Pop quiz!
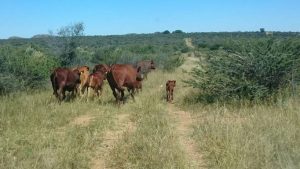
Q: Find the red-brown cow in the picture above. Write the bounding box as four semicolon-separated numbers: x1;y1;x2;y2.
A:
166;80;176;102
50;68;81;101
107;64;143;103
85;71;106;97
135;60;155;79
78;64;110;95
92;64;110;74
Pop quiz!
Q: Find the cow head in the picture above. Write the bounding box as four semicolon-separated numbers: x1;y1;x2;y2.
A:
166;80;176;89
78;66;89;74
136;66;144;81
93;64;109;74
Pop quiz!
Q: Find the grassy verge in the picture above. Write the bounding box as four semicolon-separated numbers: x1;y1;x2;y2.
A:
0;89;119;169
179;98;300;169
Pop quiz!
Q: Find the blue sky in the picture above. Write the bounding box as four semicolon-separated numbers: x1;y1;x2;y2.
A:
0;0;299;39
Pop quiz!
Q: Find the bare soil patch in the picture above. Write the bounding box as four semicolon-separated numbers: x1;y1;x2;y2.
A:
91;113;136;169
70;114;95;126
168;105;206;169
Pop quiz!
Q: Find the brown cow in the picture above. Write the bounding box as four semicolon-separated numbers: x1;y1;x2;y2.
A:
107;64;143;103
72;66;90;95
92;64;110;74
166;80;176;102
135;60;155;79
85;71;106;97
50;68;81;101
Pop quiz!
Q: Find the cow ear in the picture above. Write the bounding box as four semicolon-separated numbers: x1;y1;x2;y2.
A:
137;66;141;73
86;66;89;71
174;80;176;84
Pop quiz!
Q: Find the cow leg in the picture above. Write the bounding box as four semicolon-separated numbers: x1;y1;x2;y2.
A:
51;77;59;99
58;87;64;101
62;90;66;101
95;87;100;97
111;88;119;102
129;87;135;101
120;90;125;104
166;91;169;102
99;86;103;96
80;84;85;96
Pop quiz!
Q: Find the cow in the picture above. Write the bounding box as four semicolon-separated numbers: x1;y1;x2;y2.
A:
50;68;81;101
77;64;110;96
166;80;176;102
135;60;155;79
107;64;143;104
92;64;110;74
85;71;106;97
72;66;90;95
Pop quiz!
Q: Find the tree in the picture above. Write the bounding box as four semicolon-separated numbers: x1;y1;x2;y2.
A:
162;30;170;34
57;22;85;66
260;28;265;33
172;30;184;34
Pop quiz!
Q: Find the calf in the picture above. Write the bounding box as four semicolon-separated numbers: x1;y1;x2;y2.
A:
166;80;176;102
72;66;90;95
107;64;143;104
86;71;106;97
50;68;81;101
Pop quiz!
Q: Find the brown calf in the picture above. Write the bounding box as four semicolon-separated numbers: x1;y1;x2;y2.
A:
86;71;106;97
72;66;90;95
166;80;176;102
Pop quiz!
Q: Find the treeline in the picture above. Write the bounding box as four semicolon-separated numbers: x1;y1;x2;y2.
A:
0;31;189;94
1;29;299;97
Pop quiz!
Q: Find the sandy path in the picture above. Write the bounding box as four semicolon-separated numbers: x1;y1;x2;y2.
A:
91;113;136;169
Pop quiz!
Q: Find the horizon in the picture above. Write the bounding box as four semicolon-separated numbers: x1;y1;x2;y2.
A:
2;30;300;40
1;0;300;39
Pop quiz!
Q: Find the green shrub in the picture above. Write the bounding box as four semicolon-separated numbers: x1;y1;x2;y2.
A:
0;45;59;93
186;39;300;102
160;55;185;71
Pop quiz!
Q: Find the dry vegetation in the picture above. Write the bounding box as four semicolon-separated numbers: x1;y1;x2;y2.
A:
1;35;299;169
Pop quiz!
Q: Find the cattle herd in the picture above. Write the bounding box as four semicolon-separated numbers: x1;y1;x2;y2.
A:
50;60;176;104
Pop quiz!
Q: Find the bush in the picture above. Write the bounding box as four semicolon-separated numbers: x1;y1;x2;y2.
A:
0;45;59;94
160;55;185;71
186;39;300;102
